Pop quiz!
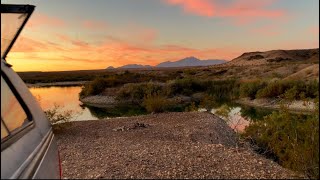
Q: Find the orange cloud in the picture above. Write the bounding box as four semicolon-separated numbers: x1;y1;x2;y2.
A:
8;32;243;72
81;20;108;30
11;36;67;52
26;12;65;28
166;0;214;17
55;34;90;49
164;0;286;24
140;28;158;42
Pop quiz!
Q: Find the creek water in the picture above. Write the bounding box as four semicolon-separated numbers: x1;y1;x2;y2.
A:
29;86;279;132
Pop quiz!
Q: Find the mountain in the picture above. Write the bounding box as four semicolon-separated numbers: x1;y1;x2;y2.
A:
156;57;226;67
226;48;319;66
118;64;152;69
106;66;115;70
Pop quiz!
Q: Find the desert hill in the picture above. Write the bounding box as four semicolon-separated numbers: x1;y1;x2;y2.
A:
226;48;319;66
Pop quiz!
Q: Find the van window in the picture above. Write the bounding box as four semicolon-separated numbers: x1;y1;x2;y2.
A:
1;76;29;134
1;120;9;139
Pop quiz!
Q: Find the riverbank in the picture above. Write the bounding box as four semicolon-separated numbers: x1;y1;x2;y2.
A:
55;112;303;179
79;94;316;114
237;98;316;113
26;81;88;88
79;95;118;108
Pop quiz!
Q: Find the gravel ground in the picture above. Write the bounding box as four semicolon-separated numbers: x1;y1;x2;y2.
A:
55;112;303;179
80;96;117;107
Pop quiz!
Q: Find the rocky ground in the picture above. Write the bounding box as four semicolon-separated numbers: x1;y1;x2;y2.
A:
80;95;117;108
55;112;304;179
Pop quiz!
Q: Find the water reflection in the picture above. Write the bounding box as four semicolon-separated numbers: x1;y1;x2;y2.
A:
29;86;98;121
209;105;273;133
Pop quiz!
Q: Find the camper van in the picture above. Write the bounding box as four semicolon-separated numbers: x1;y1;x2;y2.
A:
1;4;61;179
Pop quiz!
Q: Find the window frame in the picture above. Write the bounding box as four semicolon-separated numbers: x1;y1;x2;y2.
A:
1;71;35;150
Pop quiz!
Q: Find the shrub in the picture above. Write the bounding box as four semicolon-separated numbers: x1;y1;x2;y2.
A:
116;82;163;104
239;80;266;99
242;102;319;178
207;79;239;102
44;104;73;132
256;80;319;100
167;78;208;96
142;92;170;113
185;102;198;112
80;78;109;97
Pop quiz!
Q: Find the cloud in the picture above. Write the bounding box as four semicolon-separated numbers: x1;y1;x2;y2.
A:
26;12;66;28
166;0;214;17
81;20;108;30
164;0;286;24
11;36;67;52
55;34;90;48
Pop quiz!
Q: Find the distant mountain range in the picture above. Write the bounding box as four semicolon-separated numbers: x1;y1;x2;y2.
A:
156;56;226;68
106;56;227;69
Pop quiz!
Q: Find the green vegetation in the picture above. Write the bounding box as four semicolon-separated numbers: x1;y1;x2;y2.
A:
239;80;266;99
238;79;319;101
242;100;319;178
143;92;171;113
255;80;318;100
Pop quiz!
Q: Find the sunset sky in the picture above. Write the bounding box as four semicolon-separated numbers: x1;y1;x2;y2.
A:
2;0;319;72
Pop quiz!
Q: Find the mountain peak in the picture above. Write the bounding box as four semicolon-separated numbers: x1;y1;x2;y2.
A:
156;57;226;67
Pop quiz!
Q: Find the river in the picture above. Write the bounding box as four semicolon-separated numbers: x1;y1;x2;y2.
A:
29;86;278;132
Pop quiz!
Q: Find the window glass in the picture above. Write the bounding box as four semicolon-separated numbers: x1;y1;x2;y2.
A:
1;76;29;132
1;120;9;139
1;12;28;58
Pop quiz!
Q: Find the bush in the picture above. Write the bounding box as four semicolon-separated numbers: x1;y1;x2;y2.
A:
143;92;171;113
242;102;319;178
44;104;73;132
116;82;163;104
80;78;109;97
207;79;239;102
256;80;319;100
167;78;209;96
185;102;198;112
239;80;266;99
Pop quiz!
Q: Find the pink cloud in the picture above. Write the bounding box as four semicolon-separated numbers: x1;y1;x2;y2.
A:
164;0;286;24
166;0;214;17
140;28;158;42
55;34;90;48
27;13;65;28
11;36;66;52
81;20;108;30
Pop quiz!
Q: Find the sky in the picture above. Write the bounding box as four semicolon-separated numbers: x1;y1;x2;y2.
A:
2;0;319;72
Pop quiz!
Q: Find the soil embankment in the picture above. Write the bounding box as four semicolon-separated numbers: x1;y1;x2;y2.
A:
26;81;88;88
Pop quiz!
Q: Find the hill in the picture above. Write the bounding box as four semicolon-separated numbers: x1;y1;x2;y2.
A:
118;64;152;69
226;48;319;66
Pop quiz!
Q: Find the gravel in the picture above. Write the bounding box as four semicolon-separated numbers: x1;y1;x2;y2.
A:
80;96;117;107
55;112;304;179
